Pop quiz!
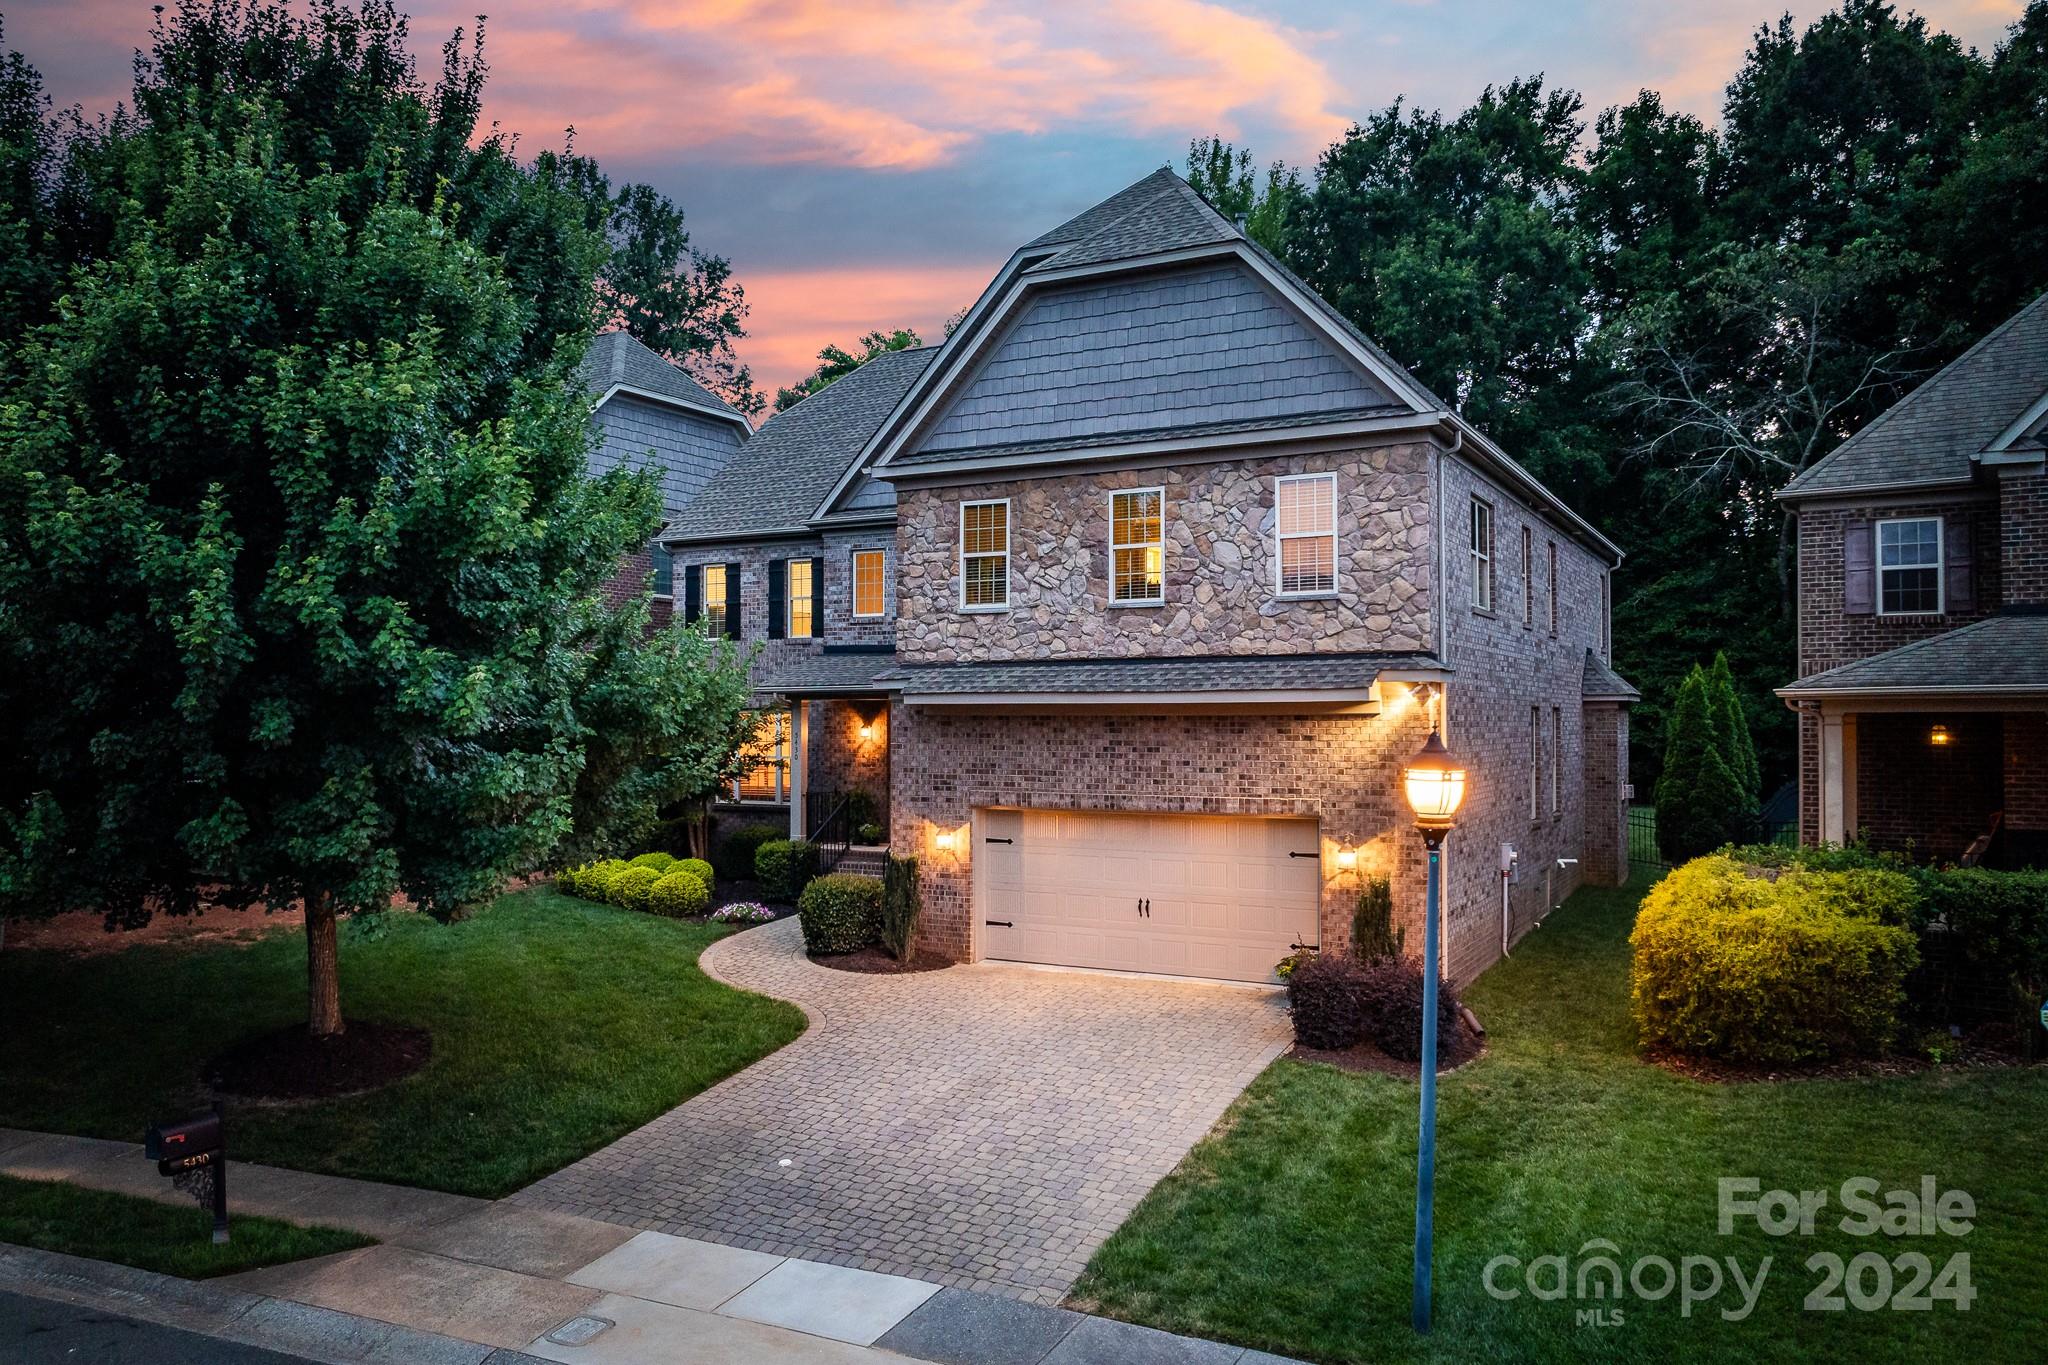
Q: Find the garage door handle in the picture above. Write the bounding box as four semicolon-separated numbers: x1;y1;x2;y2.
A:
984;837;1014;844
1289;851;1317;859
985;919;1013;928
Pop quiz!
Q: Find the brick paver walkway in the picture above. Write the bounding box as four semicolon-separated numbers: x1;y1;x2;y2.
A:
512;918;1292;1303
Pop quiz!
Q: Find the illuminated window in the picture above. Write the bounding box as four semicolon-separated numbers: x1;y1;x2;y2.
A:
852;549;886;618
787;559;815;638
1275;473;1337;596
1878;518;1942;615
961;500;1009;609
701;563;728;638
1470;497;1494;613
1111;488;1165;604
733;709;791;803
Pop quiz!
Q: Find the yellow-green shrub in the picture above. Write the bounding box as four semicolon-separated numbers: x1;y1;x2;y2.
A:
676;857;715;896
610;865;662;911
578;859;630;902
649;869;711;917
1630;855;1919;1063
629;852;676;873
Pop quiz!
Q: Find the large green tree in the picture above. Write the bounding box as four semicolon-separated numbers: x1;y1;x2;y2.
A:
0;0;748;1037
773;327;922;412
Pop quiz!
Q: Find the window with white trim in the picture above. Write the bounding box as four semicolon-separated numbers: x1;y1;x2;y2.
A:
1470;497;1494;613
961;500;1009;609
852;549;886;619
1877;517;1942;615
701;562;728;638
1110;488;1165;604
732;708;790;803
1275;473;1337;596
787;558;815;638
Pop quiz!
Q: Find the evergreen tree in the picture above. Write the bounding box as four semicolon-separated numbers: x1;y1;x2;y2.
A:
1708;651;1761;804
0;1;750;1038
1654;667;1749;861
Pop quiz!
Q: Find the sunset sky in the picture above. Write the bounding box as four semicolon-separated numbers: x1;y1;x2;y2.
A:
12;1;2029;399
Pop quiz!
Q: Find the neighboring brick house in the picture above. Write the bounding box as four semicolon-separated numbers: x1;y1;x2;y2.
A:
579;330;752;627
1778;291;2048;868
667;168;1633;984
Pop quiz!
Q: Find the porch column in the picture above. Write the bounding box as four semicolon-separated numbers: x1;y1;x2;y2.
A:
789;702;810;839
1819;709;1858;844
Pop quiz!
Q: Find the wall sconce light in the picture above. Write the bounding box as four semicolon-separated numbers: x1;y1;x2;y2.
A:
1335;846;1358;871
1929;724;1951;747
858;720;876;742
934;828;956;853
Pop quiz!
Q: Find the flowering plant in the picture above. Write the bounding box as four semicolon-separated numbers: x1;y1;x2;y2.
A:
711;901;777;925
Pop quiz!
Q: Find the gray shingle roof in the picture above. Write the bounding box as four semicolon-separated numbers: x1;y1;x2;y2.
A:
1582;649;1640;701
1780;291;2048;500
1776;613;2048;695
755;649;899;697
1022;166;1184;250
1027;172;1239;272
877;650;1445;698
666;347;939;541
580;330;745;424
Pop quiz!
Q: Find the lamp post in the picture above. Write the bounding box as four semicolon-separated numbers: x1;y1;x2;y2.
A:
1402;727;1465;1334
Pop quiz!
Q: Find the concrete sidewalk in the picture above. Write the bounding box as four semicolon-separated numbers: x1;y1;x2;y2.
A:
0;1128;1298;1364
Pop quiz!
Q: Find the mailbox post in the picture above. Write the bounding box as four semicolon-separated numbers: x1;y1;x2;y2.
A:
145;1101;228;1243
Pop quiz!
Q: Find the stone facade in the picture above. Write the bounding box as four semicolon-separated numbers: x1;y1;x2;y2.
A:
892;443;1435;664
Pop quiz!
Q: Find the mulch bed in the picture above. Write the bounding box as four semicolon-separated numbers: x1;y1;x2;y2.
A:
1290;1024;1486;1079
1644;1033;2036;1085
708;881;795;919
204;1021;433;1101
808;945;953;974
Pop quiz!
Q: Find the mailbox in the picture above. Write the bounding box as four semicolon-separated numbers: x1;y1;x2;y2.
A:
144;1101;229;1243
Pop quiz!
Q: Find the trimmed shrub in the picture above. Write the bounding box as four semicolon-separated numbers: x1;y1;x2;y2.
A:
1630;855;1920;1063
1910;867;2048;1053
649;869;711;918
799;873;883;954
612;865;662;912
717;821;784;881
755;839;817;903
580;859;631;902
1356;955;1462;1062
629;852;677;873
880;855;921;960
675;857;715;896
1351;876;1401;961
1287;952;1368;1049
553;867;581;895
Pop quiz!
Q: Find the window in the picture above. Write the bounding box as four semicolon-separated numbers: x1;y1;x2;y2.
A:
1521;527;1533;626
787;558;815;638
1877;517;1942;615
1530;706;1541;822
1275;473;1337;596
1111;488;1165;604
1470;497;1495;613
701;562;728;638
1547;540;1559;635
961;500;1009;609
1550;706;1562;818
650;543;674;597
852;549;886;619
732;709;791;803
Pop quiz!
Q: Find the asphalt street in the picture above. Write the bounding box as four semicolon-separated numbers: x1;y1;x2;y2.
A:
0;1289;321;1364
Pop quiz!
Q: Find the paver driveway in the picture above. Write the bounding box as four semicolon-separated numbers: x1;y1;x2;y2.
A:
513;916;1292;1303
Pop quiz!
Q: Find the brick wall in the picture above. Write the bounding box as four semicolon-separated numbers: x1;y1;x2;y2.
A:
1999;466;2048;606
1854;712;2003;861
599;546;673;630
1797;704;1822;845
1794;497;1999;679
2005;711;2048;832
892;442;1436;664
674;528;897;690
1582;704;1629;885
807;699;890;824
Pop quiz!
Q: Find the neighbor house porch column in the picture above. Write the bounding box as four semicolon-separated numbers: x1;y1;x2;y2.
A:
1819;708;1858;845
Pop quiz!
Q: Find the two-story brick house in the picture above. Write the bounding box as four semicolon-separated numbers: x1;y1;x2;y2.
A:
579;329;752;626
1777;291;2048;868
668;169;1633;984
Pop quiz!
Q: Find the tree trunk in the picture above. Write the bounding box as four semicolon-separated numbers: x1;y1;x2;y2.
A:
304;890;344;1038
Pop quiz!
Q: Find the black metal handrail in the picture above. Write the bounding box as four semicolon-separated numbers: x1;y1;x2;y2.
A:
806;789;855;872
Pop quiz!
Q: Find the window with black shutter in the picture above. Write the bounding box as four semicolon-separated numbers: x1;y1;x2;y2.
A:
768;560;786;639
723;560;741;639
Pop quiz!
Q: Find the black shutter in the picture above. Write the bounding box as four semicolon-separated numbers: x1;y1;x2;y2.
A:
768;559;786;639
808;556;825;638
724;561;742;639
1944;516;1974;613
683;563;701;623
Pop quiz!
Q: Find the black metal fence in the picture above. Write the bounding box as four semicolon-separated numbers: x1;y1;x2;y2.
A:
1630;804;1797;875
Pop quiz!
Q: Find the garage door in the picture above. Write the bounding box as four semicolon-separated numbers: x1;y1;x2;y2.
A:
979;809;1320;982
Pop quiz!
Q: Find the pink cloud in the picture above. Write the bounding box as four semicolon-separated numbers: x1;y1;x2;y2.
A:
737;261;995;389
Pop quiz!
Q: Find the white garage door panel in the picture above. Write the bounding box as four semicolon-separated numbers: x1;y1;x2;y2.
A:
981;808;1318;983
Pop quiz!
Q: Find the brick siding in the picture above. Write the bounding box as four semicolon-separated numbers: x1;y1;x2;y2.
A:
1794;496;2000;680
599;546;673;630
2004;712;2048;833
1854;712;2004;861
1999;466;2048;606
807;698;890;824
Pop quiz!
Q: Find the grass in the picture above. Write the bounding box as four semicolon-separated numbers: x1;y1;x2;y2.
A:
1073;874;2047;1364
0;887;805;1197
0;1173;370;1278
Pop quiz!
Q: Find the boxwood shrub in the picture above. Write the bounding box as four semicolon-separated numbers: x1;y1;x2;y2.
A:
648;869;711;918
675;857;715;896
799;873;883;954
1630;855;1919;1063
578;859;631;903
611;865;663;913
629;852;677;873
717;821;785;881
1287;952;1367;1049
755;839;817;903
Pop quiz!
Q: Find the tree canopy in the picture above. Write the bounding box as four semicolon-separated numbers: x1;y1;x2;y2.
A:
773;327;923;412
0;0;751;1034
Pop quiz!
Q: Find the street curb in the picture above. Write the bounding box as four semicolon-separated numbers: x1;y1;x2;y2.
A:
0;1242;547;1364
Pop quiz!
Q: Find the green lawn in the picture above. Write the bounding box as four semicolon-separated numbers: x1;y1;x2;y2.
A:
1074;876;2047;1364
0;888;805;1197
0;1173;370;1278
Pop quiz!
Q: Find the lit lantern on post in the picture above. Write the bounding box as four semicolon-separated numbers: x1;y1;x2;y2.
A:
1401;727;1465;1335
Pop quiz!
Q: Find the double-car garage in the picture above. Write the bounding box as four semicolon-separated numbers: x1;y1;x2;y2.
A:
975;808;1322;983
